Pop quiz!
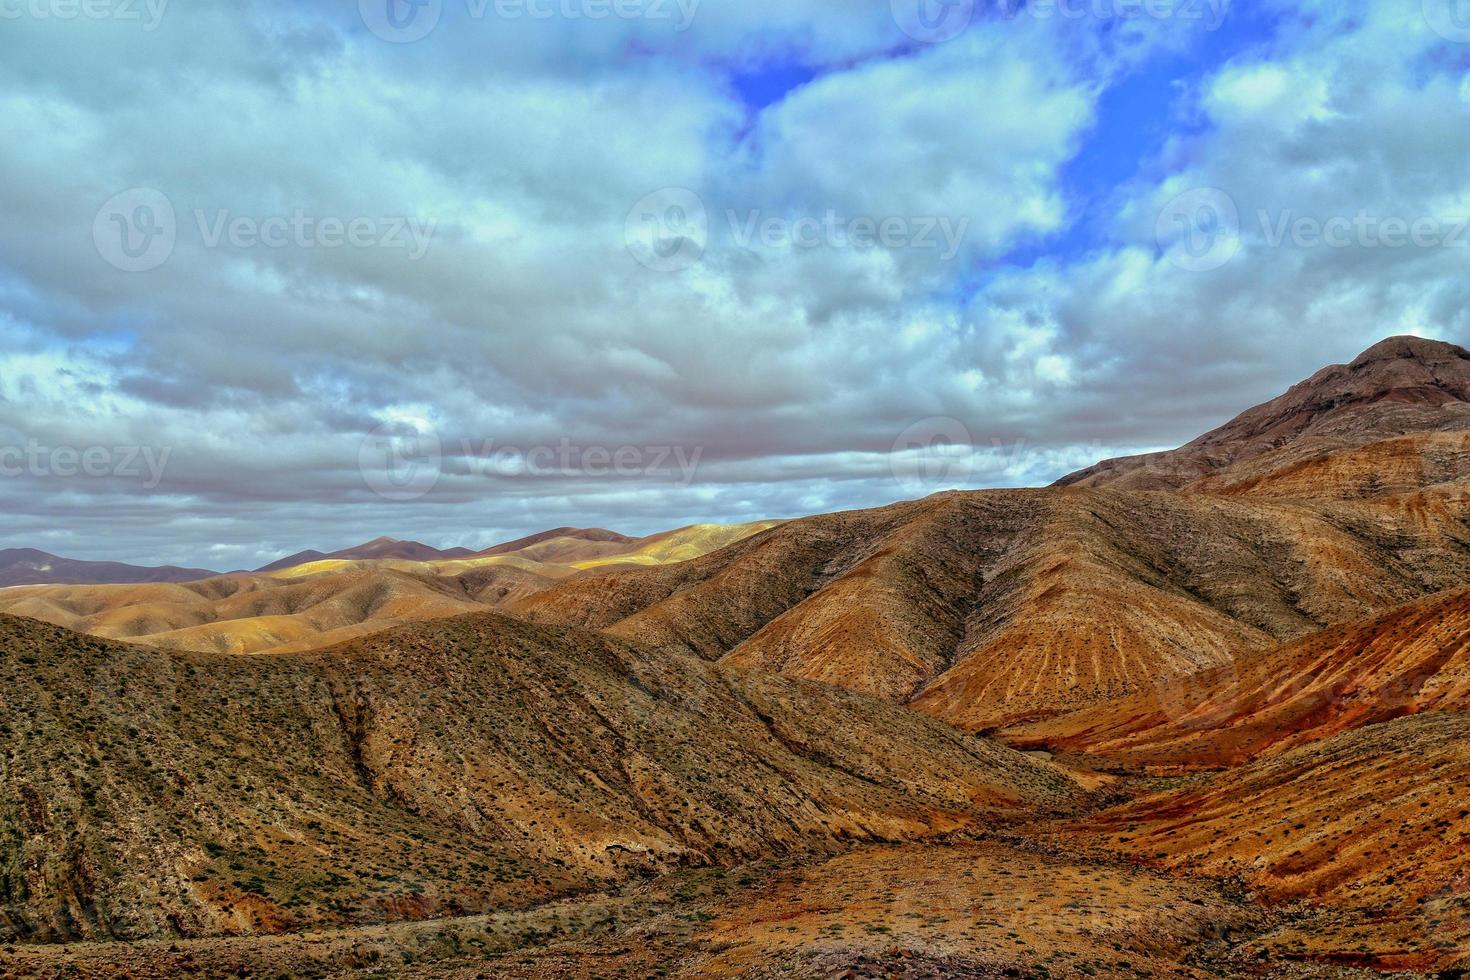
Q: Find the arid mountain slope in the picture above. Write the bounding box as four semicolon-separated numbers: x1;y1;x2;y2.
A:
1064;712;1470;971
0;549;217;588
515;486;1470;729
0;612;1078;943
1189;429;1470;499
1008;585;1470;769
1058;336;1470;495
513;339;1470;728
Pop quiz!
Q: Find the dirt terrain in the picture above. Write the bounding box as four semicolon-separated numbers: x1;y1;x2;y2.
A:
1057;713;1470;972
0;838;1270;979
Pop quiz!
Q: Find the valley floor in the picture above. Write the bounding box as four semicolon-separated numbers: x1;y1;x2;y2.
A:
0;807;1450;979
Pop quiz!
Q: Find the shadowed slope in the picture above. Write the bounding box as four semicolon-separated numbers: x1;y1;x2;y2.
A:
0;613;1079;943
0;549;217;587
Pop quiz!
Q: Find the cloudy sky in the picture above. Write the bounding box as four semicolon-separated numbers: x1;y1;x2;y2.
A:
3;0;1469;569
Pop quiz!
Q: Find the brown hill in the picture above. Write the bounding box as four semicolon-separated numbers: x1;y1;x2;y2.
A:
1062;712;1470;971
0;549;217;587
1057;335;1470;495
0;612;1079;943
1007;585;1470;770
513;486;1470;730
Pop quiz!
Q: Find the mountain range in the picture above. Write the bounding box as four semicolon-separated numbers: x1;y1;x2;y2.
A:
2;336;1469;977
0;523;778;655
0;549;218;588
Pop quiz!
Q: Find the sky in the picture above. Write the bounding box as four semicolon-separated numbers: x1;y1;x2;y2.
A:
3;0;1470;569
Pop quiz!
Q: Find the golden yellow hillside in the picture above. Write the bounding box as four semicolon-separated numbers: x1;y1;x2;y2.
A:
0;521;779;656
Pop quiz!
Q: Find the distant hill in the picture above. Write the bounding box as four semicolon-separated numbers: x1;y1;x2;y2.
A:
472;526;636;558
0;548;217;587
254;536;475;572
0;522;780;655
